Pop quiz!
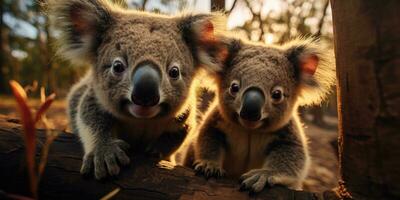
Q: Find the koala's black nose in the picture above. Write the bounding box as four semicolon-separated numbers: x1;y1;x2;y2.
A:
131;63;161;107
240;88;265;122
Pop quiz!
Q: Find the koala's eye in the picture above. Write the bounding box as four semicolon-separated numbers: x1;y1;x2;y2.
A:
271;86;284;103
230;82;240;95
111;58;126;75
168;66;180;79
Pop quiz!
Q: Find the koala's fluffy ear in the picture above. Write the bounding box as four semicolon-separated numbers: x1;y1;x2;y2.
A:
48;0;118;64
284;38;336;105
178;14;228;73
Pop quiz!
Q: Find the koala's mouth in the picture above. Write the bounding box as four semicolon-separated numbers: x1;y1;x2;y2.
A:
231;113;262;129
127;103;161;119
233;113;269;130
120;99;170;119
238;118;264;129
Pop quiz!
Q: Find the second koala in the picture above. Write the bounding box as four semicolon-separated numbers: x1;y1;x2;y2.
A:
182;37;336;192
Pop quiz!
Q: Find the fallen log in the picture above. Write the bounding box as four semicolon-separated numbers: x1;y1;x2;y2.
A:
0;115;338;200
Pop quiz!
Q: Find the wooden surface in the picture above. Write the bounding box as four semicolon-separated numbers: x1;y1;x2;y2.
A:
0;115;339;200
331;0;400;199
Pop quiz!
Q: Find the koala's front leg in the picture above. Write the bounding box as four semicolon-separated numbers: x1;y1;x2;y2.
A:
240;133;308;193
77;92;130;180
193;123;227;179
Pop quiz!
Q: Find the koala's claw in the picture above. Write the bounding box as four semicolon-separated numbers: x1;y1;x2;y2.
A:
80;154;94;176
80;139;130;180
193;160;225;179
239;169;276;193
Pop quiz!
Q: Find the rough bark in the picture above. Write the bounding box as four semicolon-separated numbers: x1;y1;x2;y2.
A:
0;115;339;200
331;0;400;199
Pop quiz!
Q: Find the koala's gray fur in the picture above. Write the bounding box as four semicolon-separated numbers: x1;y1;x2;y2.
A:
181;37;336;192
48;0;225;179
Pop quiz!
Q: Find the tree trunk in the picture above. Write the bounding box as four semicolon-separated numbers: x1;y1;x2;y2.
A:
331;0;400;199
211;0;225;11
44;14;57;93
0;115;339;200
35;1;56;93
0;0;5;93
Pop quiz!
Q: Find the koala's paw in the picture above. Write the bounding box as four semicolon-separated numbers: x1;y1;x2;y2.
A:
80;139;130;180
239;169;279;193
193;160;225;179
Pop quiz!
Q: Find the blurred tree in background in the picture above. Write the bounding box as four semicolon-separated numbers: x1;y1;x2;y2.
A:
0;0;336;126
0;0;86;96
227;0;332;43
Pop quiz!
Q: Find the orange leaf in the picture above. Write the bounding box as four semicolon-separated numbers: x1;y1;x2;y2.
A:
9;80;28;100
9;80;37;198
35;93;56;123
40;87;46;103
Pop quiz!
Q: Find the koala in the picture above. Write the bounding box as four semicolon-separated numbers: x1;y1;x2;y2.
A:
48;0;226;179
182;37;336;192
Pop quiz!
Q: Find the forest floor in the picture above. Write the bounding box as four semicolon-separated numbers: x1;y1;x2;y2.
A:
0;95;339;193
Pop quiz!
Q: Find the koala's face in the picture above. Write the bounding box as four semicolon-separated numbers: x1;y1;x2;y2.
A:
218;44;297;130
217;39;335;131
50;0;223;119
93;17;196;119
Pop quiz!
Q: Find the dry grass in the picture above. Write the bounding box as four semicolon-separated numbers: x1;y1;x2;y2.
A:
0;95;68;130
8;81;59;199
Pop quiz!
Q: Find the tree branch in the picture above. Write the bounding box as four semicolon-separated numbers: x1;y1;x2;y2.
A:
228;0;239;13
243;0;265;41
315;0;330;37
